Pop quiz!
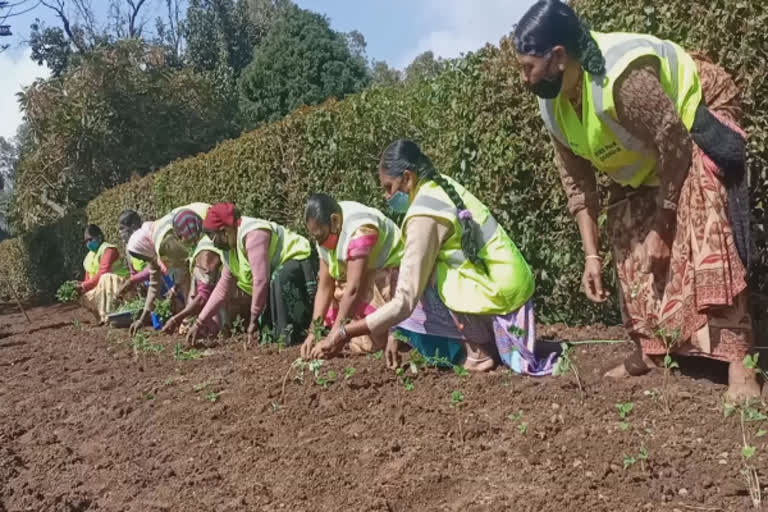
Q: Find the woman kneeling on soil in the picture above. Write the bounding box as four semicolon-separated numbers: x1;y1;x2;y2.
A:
127;203;219;336
159;208;225;335
187;203;317;346
514;0;758;399
77;224;130;323
310;139;559;375
300;193;404;358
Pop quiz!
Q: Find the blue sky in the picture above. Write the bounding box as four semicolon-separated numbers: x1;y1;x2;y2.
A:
0;0;536;140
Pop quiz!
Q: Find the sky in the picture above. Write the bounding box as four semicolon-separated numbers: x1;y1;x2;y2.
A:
0;0;536;141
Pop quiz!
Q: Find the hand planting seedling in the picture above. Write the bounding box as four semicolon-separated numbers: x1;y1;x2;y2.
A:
56;281;79;303
552;342;583;397
616;402;634;431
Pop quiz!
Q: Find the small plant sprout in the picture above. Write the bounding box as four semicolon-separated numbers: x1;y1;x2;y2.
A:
507;410;527;435
130;332;165;355
231;315;246;336
271;401;281;412
173;343;203;361
654;327;681;414
407;350;427;374
450;390;464;408
71;318;82;329
616;402;634;431
744;353;768;381
453;365;469;379
343;366;356;380
370;350;383;361
144;392;155;400
623;447;648;472
737;399;763;508
508;410;523;422
552;342;583;397
204;391;219;403
518;423;528;435
402;377;415;391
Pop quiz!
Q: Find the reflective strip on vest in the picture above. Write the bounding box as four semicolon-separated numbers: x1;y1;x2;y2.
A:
538;32;698;186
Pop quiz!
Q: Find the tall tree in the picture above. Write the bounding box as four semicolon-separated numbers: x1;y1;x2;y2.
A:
14;40;239;229
238;4;370;128
405;50;445;83
370;59;402;87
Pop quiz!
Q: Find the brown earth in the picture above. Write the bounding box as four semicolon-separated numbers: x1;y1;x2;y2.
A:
1;303;767;511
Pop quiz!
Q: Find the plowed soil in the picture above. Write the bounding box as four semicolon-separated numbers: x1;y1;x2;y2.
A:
2;303;766;511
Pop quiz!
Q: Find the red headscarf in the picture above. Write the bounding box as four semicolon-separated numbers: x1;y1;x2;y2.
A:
203;203;236;231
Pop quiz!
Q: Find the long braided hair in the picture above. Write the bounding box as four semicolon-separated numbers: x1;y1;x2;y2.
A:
379;139;486;272
513;0;606;76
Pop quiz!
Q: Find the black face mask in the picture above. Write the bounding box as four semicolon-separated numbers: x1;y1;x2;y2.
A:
528;55;563;99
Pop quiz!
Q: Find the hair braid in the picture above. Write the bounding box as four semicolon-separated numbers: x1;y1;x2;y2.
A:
415;157;487;273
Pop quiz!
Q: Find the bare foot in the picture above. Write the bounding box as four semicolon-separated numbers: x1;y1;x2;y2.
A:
725;362;760;404
463;356;496;372
462;340;496;372
604;351;658;379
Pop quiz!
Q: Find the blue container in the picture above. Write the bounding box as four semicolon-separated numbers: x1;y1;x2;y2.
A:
151;312;163;330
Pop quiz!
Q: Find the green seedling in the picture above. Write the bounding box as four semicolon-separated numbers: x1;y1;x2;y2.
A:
205;392;219;403
154;298;173;323
163;378;175;386
407;349;427;374
343;366;356;380
231;315;246;336
370;350;383;361
450;390;464;408
739;402;763;508
271;401;281;412
654;327;681;414
402;377;414;391
616;402;634;431
316;369;336;389
508;410;524;422
311;317;330;341
453;365;469;379
55;280;79;303
553;343;583;397
144;392;155;400
518;423;528;435
308;359;324;378
71;318;82;330
291;358;309;384
173;343;203;361
623;447;648;472
130;332;164;354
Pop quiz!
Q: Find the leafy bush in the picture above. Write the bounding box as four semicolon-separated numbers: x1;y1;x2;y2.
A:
55;281;79;303
0;0;765;327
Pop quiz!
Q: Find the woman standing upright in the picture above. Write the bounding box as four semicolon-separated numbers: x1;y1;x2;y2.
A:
514;0;757;399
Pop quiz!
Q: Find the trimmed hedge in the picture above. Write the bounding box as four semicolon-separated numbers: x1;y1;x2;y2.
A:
1;0;765;327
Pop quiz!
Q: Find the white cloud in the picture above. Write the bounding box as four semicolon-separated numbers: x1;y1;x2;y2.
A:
0;48;50;140
395;0;535;68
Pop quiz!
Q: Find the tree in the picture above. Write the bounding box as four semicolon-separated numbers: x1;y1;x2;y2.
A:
238;5;370;128
370;59;402;87
14;40;239;229
31;0;152;75
405;50;445;83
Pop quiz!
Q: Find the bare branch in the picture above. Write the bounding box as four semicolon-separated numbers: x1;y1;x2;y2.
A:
127;0;147;38
40;0;87;52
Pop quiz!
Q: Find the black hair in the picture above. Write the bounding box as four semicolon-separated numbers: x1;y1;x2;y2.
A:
514;0;606;75
84;224;104;240
305;193;342;226
118;209;142;229
379;139;486;272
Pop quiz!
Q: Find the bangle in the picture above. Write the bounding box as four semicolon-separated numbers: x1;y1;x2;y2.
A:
339;324;348;340
585;254;602;261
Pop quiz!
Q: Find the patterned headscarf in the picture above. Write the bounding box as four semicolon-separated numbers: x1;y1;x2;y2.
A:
172;209;204;244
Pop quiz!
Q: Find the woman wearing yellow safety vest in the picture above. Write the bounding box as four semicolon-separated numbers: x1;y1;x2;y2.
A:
126;202;221;336
514;0;757;399
311;139;560;375
300;193;404;358
77;224;129;323
188;203;317;346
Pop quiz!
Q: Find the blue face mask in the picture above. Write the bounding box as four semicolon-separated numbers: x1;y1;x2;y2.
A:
86;240;101;252
387;191;410;214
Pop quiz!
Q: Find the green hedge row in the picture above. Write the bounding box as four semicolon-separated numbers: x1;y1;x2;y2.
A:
1;0;765;327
